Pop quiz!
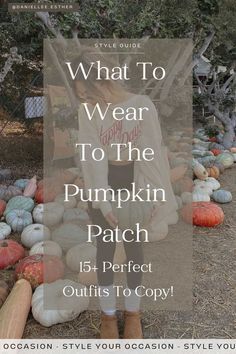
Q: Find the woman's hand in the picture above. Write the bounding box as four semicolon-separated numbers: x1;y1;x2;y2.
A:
105;211;118;228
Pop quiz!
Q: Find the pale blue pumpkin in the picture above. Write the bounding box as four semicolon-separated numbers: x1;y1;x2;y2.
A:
212;189;232;204
14;179;29;190
4;196;34;216
6;209;33;232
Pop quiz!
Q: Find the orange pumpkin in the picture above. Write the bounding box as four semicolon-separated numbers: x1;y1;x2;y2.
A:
206;165;220;179
0;200;6;217
35;188;57;204
181;202;224;227
211;149;221;156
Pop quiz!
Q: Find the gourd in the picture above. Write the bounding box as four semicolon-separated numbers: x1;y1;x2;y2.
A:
0;240;25;269
192;144;208;151
209;142;224;150
14;179;29;191
206;166;220;179
212;189;232;204
21;224;51;248
15;254;65;289
6;209;33;232
192;150;213;158
29;240;62;258
0;280;9;308
0;199;6;217
215;152;234;169
4;196;34;216
39;202;64;227
192;160;208;180
35;187;57;204
31;279;89;327
32;203;44;223
192;191;210;202
23;176;37;198
214;162;225;173
54;194;77;209
0;222;11;240
181;202;224;227
3;186;22;202
204;177;220;191
197;156;216;167
0;279;32;338
51;224;87;252
0;169;11;182
66;243;97;272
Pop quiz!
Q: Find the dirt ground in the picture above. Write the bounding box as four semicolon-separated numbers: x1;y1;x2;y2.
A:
0;131;236;339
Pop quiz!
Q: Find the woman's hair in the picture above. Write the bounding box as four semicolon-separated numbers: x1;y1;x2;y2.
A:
67;46;119;101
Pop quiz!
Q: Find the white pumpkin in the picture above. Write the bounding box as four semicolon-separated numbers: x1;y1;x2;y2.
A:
21;224;51;248
204;177;221;191
66;243;97;272
181;192;192;204
0;222;11;240
51;223;88;252
192;191;210;202
193;184;213;196
192;160;208;180
31;279;89;327
32;203;44;224
54;194;77;210
42;202;64;227
29;240;62;258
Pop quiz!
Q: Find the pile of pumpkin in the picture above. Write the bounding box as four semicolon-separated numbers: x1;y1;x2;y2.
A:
0;168;125;337
169;127;235;228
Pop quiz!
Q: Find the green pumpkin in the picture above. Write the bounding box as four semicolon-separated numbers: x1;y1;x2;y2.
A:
4;196;34;216
6;209;33;232
215;152;234;169
212;189;232;203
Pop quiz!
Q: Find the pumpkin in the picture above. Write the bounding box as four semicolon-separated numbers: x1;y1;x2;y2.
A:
0;185;7;199
206;166;220;179
209;137;217;142
193;184;213;196
6;209;33;232
192;150;213;158
230;147;236;153
204;177;220;191
0;199;6;217
66;243;97;272
0;222;11;240
181;192;192;204
63;208;89;227
51;223;87;252
215;152;234;169
192;191;210;202
29;240;62;258
23;176;37;198
0;279;32;339
213;162;225;173
192;160;208;180
0;240;25;269
54;194;77;209
14;179;29;191
32;203;44;223
21;224;51;248
197;156;216;167
15;254;65;289
35;187;57;204
0;169;11;181
211;149;221;156
41;202;64;227
0;280;9;308
212;189;232;204
181;202;224;227
209;142;225;150
4;196;34;216
31;279;89;327
3;186;22;202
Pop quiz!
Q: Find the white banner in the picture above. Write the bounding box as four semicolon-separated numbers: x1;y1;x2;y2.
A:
0;339;235;354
